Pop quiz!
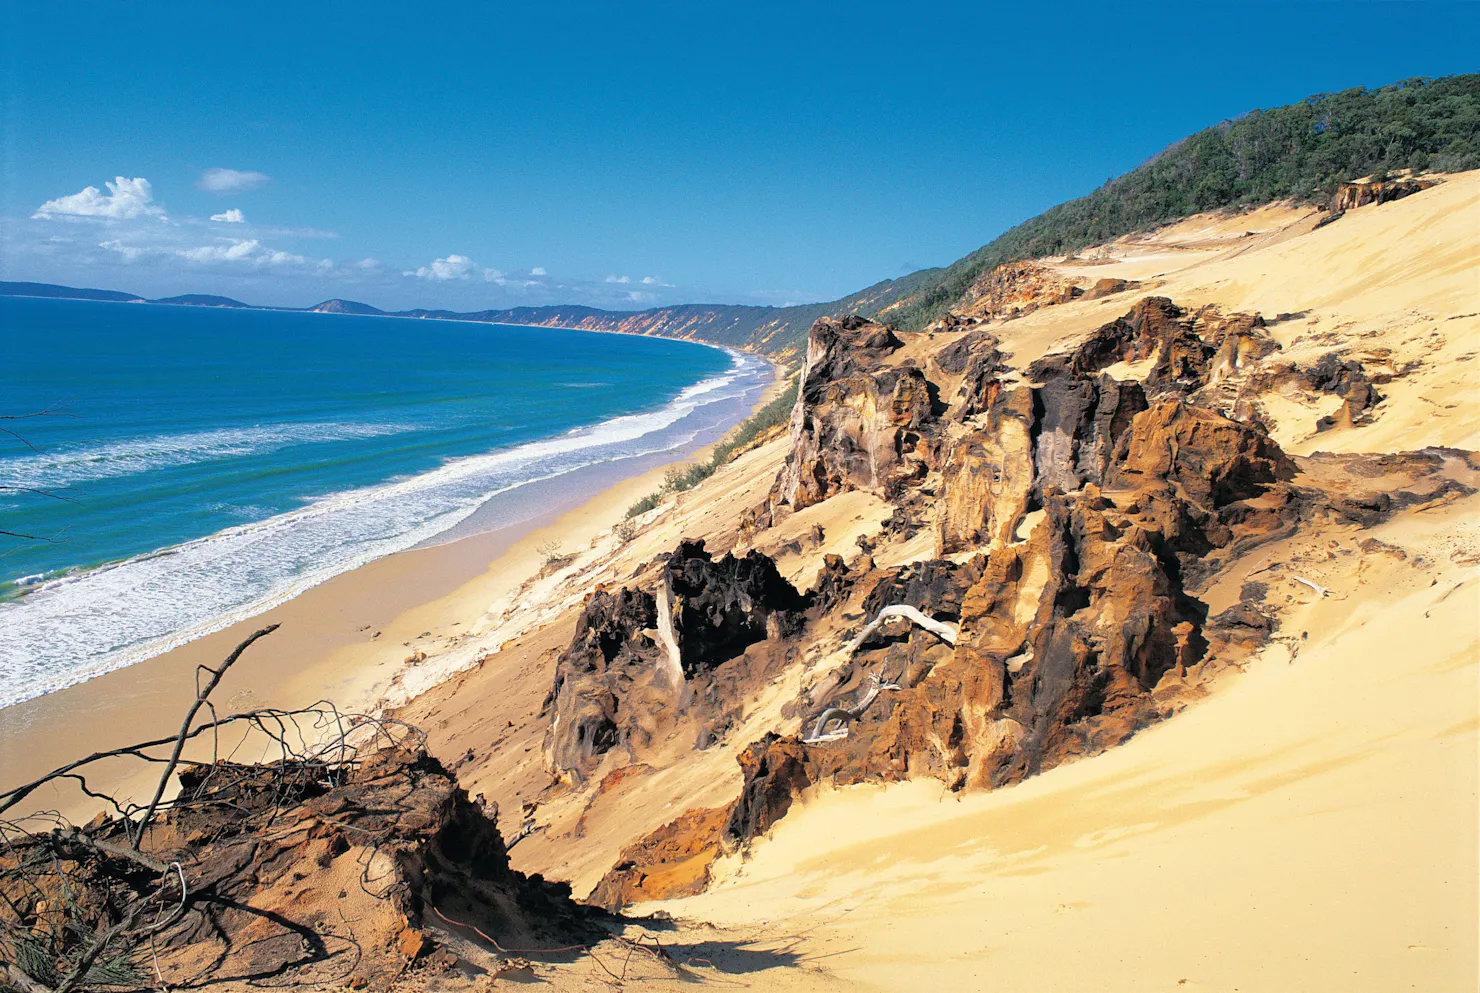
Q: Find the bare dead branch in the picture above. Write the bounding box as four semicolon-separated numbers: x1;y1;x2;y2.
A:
132;625;280;848
0;399;77;454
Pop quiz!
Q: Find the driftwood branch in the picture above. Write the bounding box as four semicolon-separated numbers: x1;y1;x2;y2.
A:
802;605;957;745
803;670;902;744
132;625;279;848
1293;575;1331;598
842;604;958;655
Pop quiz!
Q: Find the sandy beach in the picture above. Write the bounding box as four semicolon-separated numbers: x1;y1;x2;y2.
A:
0;366;782;822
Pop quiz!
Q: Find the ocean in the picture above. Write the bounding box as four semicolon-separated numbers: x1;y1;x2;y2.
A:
0;296;769;707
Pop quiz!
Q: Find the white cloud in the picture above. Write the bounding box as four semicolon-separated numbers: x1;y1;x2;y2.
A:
530;267;547;276
197;168;271;193
176;239;262;263
641;275;674;287
604;274;630;284
96;239;150;261
353;258;381;270
34;177;166;221
209;208;246;223
100;236;307;267
404;254;479;280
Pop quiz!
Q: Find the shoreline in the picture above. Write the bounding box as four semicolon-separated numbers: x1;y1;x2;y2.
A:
0;300;769;707
0;289;815;346
0;359;785;819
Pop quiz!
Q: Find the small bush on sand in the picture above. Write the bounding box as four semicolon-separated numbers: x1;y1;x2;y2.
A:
623;375;799;519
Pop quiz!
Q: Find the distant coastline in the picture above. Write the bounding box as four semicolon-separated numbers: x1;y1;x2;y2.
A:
0;281;663;343
0;295;771;708
0;279;823;354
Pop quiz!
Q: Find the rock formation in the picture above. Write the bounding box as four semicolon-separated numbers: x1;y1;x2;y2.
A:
544;540;809;784
576;296;1464;908
2;745;593;991
1329;177;1437;212
766;315;935;519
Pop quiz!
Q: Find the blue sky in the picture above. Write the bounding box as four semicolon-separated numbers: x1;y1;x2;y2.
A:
2;2;1476;312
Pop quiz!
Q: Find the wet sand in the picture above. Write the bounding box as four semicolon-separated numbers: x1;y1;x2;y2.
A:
0;373;780;821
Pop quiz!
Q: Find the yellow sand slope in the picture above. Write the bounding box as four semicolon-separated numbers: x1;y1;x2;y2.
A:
658;502;1478;991
636;178;1480;991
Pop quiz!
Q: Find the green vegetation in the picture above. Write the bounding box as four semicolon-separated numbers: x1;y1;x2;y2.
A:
625;376;800;519
882;74;1480;332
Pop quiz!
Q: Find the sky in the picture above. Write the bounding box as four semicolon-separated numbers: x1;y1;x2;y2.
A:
1;2;1476;313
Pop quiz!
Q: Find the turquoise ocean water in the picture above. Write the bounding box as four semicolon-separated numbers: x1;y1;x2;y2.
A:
0;296;768;707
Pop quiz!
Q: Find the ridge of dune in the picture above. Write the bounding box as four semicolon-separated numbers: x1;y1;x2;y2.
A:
396;171;1478;989
656;496;1479;990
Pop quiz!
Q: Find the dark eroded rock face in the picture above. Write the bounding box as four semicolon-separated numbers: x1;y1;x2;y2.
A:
543;588;661;782
659;539;809;678
724;733;815;846
1329;178;1435;212
859;558;977;624
1036;296;1280;396
544;542;808;784
933;328;1003;377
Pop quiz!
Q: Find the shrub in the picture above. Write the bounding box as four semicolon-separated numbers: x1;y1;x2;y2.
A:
625;491;664;519
623;375;799;519
881;73;1480;331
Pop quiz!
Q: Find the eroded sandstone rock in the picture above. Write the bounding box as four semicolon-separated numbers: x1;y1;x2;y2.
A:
589;805;730;911
657;539;809;680
577;294;1464;906
544;542;808;784
768;315;935;518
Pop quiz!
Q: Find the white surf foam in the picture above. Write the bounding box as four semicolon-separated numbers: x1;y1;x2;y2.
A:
0;421;417;492
0;352;769;708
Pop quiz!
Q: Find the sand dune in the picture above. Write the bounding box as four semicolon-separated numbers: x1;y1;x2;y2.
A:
616;179;1479;989
5;173;1475;993
656;496;1478;990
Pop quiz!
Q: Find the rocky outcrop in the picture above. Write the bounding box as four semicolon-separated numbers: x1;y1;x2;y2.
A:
544;588;663;781
1083;276;1135;300
944;262;1139;328
589;805;730;911
1329;178;1437;213
708;301;1310;843
1036;296;1279;394
14;746;592;989
937;386;1037;551
574;292;1464;908
1230;350;1390;435
657;540;809;681
544;542;808;784
767;316;935;518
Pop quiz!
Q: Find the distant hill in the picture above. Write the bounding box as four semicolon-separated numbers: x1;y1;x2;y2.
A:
151;294;250;308
8;73;1474;357
309;298;386;316
391;269;939;355
0;281;143;303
